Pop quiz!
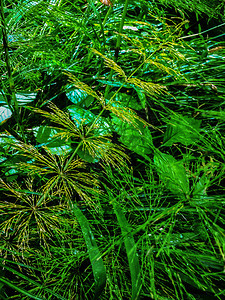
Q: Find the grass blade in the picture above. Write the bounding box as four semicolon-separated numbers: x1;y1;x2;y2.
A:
70;203;106;299
0;277;44;300
0;262;68;300
113;200;142;300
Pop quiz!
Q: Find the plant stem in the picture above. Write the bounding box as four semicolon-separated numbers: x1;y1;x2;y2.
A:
114;0;129;61
90;0;106;52
102;5;113;27
104;0;129;99
0;0;19;116
0;0;26;142
36;177;60;206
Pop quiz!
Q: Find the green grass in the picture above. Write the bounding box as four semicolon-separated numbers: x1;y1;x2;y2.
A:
0;0;225;299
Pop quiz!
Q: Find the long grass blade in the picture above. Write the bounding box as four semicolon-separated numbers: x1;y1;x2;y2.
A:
0;277;44;300
0;262;67;300
70;203;106;299
112;200;142;300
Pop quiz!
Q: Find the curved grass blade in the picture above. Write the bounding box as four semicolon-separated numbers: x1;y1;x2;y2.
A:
112;200;142;300
0;262;67;300
0;277;44;300
70;203;106;299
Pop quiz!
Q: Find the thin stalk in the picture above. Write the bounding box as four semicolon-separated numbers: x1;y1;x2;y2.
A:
90;0;106;52
102;5;113;27
114;0;129;61
178;22;225;40
104;0;129;99
36;177;59;206
0;0;19;116
0;0;26;142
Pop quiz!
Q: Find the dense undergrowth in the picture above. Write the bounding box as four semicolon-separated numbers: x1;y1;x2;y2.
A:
0;0;225;299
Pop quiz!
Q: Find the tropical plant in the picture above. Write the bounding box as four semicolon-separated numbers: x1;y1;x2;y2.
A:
0;0;225;299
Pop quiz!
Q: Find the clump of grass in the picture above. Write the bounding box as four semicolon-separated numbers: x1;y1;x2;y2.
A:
0;0;225;299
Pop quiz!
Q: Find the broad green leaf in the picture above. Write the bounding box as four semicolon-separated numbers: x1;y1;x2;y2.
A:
36;126;54;145
114;92;142;110
192;174;208;197
67;105;111;135
0;91;36;106
0;133;17;150
67;105;95;127
42;144;72;156
35;126;69;147
0;135;31;180
112;200;142;300
154;151;189;196
71;203;106;299
163;115;201;146
16;92;37;105
34;126;72;155
0;107;12;125
76;148;98;163
66;87;94;108
85;95;95;108
112;115;153;158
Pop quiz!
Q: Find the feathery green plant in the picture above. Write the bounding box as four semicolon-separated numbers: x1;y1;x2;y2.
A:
0;0;225;299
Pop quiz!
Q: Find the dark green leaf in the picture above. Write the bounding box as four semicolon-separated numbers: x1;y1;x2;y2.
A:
163;115;201;146
66;88;95;108
67;105;111;135
112;200;142;300
154;151;189;196
112;116;153;158
71;203;106;299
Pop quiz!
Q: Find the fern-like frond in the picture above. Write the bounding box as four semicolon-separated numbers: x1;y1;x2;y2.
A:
106;103;148;131
64;71;101;100
30;103;80;140
127;77;167;96
82;135;130;168
115;32;146;58
11;143;99;201
40;156;100;200
12;143;59;174
145;58;182;78
0;179;71;251
91;48;127;78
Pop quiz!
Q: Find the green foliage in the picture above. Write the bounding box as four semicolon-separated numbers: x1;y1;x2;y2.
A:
163;114;201;146
0;0;225;299
111;197;142;300
155;0;224;17
154;151;189;197
70;203;106;299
